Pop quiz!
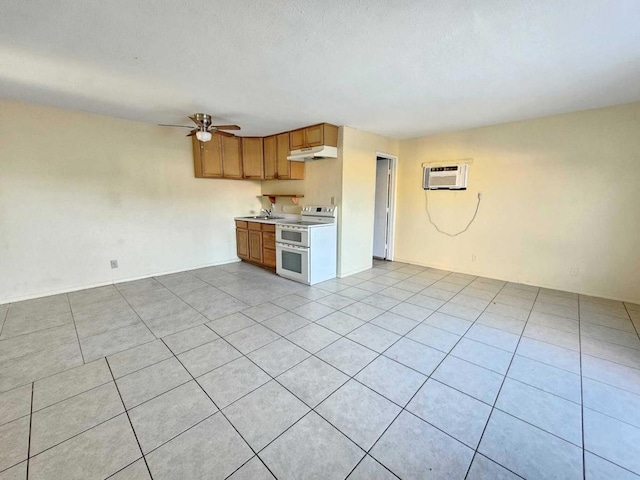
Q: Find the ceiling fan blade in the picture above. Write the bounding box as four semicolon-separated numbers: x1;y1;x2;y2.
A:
159;124;195;129
188;115;203;127
212;125;241;131
215;130;235;137
186;130;197;137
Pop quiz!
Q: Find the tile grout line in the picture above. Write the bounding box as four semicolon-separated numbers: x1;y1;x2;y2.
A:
6;267;543;478
6;262;635;479
27;410;125;461
578;294;586;480
150;274;429;476
65;293;86;364
623;302;640;341
348;272;512;479
26;382;34;479
463;283;541;480
191;262;640;462
0;304;9;338
112;284;161;343
162;338;280;480
105;357;155;480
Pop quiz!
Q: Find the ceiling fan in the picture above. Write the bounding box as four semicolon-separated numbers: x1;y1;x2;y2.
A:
159;113;240;142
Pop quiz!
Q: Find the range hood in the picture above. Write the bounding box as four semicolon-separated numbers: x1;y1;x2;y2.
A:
287;145;338;162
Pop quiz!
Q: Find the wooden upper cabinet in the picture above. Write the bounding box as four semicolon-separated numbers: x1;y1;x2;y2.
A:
289;123;338;150
263;135;277;180
276;133;291;179
276;133;304;180
304;124;324;147
289;129;305;150
193;134;223;178
242;137;264;179
222;135;243;179
193;123;336;180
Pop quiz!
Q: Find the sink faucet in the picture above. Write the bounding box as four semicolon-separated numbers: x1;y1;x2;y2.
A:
261;203;277;218
260;208;272;218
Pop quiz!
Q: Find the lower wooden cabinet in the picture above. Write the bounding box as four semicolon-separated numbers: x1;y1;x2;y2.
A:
248;230;263;263
236;228;249;260
235;221;276;269
263;247;276;267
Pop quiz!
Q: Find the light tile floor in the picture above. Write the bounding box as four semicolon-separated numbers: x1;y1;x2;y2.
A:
1;260;640;479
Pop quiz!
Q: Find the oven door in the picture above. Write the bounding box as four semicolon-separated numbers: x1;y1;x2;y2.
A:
276;242;310;284
276;225;309;247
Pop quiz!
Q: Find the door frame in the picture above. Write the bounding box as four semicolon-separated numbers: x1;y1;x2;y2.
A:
374;152;397;261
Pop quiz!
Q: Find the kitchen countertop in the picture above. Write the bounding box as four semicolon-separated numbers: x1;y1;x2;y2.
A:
234;215;301;225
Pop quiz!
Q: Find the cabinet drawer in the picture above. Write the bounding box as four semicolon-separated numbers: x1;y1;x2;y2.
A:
263;248;276;267
235;220;248;229
261;224;275;233
248;222;262;231
263;232;275;248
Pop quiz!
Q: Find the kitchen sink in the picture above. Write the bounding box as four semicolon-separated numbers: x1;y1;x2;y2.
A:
239;215;285;220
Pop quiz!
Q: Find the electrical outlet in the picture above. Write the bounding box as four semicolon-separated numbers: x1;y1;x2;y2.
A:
570;267;579;276
110;260;118;269
472;254;477;262
330;197;335;205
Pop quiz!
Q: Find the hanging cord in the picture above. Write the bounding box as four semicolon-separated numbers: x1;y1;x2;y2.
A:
425;190;481;237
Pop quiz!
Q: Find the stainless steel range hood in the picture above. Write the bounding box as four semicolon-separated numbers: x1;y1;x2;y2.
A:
287;145;338;162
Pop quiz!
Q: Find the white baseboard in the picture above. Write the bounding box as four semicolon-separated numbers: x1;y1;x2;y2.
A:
0;258;241;305
338;265;373;278
393;257;640;305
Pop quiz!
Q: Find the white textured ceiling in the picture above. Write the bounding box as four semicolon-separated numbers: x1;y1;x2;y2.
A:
1;0;640;139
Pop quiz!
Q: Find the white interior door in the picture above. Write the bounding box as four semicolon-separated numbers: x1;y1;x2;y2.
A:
373;158;390;259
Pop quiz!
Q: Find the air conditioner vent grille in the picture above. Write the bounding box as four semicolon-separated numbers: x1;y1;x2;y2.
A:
423;164;469;190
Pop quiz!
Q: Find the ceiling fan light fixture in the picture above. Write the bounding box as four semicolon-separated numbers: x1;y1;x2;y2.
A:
195;130;212;142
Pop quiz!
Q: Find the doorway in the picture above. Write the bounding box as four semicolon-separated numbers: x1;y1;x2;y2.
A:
373;154;396;260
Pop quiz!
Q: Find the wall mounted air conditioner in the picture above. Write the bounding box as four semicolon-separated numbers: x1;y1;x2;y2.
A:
423;164;468;190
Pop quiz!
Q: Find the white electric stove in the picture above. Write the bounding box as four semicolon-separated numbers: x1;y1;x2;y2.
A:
276;206;338;285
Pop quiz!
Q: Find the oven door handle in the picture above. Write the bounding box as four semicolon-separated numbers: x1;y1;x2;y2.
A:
276;242;308;251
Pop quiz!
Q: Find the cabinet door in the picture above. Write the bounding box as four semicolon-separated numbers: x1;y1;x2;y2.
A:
322;123;339;147
242;137;264;179
192;137;203;177
263;248;276;268
236;229;249;260
201;134;223;177
192;135;223;178
276;133;292;179
248;230;263;263
289;129;305;150
222;135;243;179
304;124;324;147
262;232;275;249
263;135;277;180
289;157;305;180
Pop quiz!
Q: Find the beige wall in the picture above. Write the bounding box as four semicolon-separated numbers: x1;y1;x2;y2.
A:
340;126;399;277
396;102;640;303
0;99;262;303
4;99;638;304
